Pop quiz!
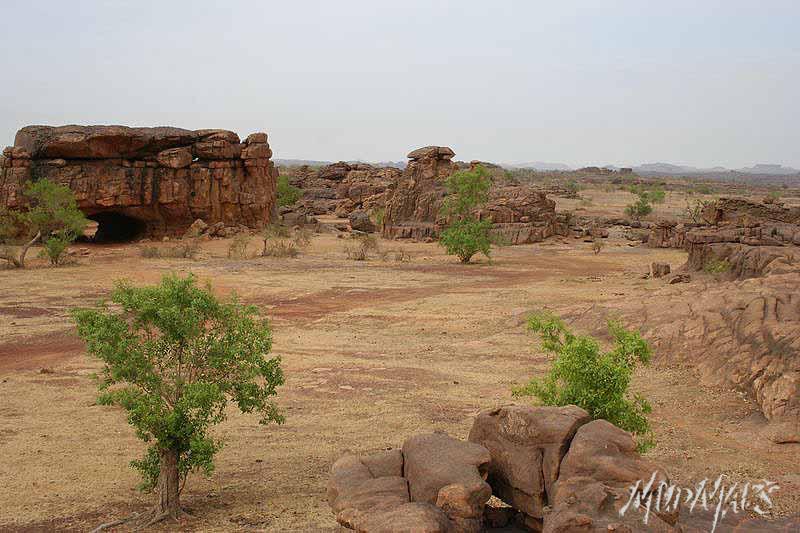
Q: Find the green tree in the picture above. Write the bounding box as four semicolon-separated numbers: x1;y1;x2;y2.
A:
71;274;284;526
625;194;653;220
439;165;493;263
513;312;654;450
441;165;492;218
0;179;87;267
276;175;302;207
439;218;492;263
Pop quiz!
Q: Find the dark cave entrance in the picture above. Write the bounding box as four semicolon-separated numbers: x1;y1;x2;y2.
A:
86;212;148;243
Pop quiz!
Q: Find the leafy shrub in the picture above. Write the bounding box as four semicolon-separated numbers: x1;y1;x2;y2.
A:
693;184;713;195
703;259;731;274
71;274;283;520
40;235;73;266
277;175;302;207
439;218;492;263
228;233;252;259
513;312;654;451
565;179;580;196
625;195;653;220
439;165;493;263
0;179;87;268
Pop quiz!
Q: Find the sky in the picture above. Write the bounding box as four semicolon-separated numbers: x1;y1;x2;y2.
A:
1;1;798;168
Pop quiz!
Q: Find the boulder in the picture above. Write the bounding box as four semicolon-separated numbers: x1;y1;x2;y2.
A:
468;405;591;521
156;147;192;169
349;210;375;233
402;431;492;531
545;420;676;532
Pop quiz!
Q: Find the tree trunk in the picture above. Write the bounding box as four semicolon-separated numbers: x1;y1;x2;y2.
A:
155;448;181;518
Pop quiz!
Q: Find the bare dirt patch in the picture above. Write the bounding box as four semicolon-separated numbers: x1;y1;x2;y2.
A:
0;230;796;531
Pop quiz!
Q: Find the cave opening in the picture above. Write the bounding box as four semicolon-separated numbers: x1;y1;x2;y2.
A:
85;212;148;243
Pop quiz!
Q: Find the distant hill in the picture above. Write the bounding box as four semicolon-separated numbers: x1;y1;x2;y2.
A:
274;158;332;167
736;164;800;175
508;161;573;171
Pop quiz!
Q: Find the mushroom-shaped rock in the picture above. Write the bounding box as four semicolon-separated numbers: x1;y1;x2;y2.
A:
468;405;591;520
407;146;455;160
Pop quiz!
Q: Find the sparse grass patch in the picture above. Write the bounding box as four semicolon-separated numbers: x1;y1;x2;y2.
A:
344;233;380;261
228;233;253;259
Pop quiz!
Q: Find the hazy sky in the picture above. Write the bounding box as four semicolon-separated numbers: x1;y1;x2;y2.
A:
1;1;798;168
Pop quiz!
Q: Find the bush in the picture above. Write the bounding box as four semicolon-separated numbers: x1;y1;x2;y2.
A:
513;312;654;451
439;165;493;263
591;240;604;255
0;179;87;268
371;207;386;228
276;175;302;207
703;259;731;274
228;233;252;259
140;245;161;258
625;195;653;220
71;274;283;522
40;235;73;266
439;218;492;263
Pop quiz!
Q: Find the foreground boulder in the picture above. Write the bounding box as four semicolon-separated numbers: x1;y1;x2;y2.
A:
328;432;491;532
468;405;590;527
0;125;278;239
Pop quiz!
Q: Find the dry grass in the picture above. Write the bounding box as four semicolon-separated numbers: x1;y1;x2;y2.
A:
0;187;797;531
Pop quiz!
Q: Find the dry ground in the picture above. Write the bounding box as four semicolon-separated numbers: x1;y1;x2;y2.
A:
0;221;798;531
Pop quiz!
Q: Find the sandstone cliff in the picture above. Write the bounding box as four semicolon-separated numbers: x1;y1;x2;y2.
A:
1;125;277;240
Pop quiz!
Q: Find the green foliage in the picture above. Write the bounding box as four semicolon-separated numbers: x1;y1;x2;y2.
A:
565;179;580;196
441;165;492;218
625;195;653;220
71;274;284;493
513;312;654;450
703;259;731;274
591;240;604;255
40;235;73;266
439;165;493;263
1;180;87;267
276;175;302;207
692;184;713;195
439;218;492;263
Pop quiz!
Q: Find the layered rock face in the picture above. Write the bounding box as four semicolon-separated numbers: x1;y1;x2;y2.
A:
382;146;455;240
286;162;400;218
633;198;800;443
0;125;277;240
382;148;567;243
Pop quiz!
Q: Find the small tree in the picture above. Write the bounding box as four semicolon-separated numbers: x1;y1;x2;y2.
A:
625;194;653;220
276;175;302;207
513;312;654;450
0;179;87;267
439;165;493;263
72;274;284;527
439;218;492;263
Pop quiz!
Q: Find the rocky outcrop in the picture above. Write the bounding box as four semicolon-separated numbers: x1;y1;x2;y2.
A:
330;407;797;532
382;148;568;244
328;431;491;532
468;405;591;528
1;125;277;240
285;162;400;217
382;147;455;240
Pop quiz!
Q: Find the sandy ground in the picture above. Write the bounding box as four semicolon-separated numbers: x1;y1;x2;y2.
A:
0;228;798;532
